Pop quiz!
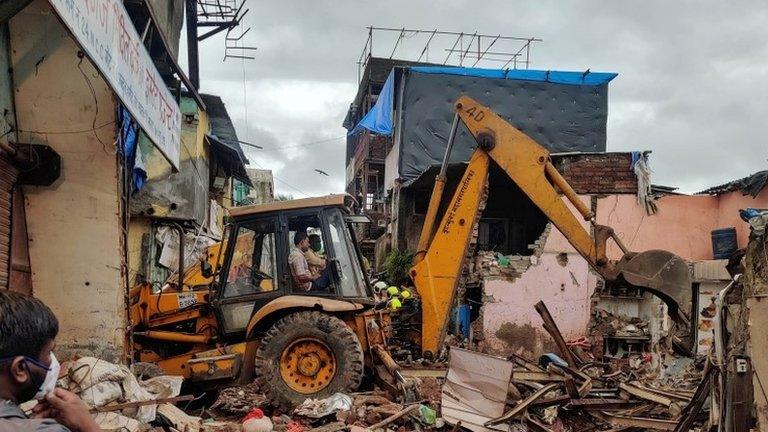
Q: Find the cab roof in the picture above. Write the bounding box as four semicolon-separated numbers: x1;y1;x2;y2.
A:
228;194;351;218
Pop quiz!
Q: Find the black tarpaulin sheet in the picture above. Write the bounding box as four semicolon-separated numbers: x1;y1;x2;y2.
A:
398;71;611;185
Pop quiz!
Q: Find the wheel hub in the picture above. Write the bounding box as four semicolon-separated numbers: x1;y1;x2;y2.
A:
280;338;336;394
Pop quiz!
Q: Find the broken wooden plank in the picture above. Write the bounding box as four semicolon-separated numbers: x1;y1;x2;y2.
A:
367;404;419;430
673;360;714;432
485;383;559;427
590;411;678;431
508;353;545;372
353;394;393;407
401;368;567;382
636;385;692;403
564;377;580;399
513;370;566;382
530;395;571;408
91;395;194;413
308;422;346;432
618;382;673;407
524;413;554;432
561;365;593;397
398;369;447;378
569;399;643;411
535;300;578;366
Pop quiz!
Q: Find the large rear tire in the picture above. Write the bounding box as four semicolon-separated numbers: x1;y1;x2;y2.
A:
254;311;364;410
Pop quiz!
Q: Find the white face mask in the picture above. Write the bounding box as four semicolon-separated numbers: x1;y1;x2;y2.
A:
32;353;60;400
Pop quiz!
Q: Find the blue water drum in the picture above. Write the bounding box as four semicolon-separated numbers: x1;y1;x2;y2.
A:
711;227;738;259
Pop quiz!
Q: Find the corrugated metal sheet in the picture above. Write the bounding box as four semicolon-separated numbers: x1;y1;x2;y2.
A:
441;348;513;432
693;259;731;281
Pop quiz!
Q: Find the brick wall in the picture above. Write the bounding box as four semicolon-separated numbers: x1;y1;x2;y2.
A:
555;153;638;194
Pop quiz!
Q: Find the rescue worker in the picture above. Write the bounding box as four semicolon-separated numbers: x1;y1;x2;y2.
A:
0;290;100;432
384;285;413;311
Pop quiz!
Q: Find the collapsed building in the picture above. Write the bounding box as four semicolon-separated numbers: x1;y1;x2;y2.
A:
343;57;768;367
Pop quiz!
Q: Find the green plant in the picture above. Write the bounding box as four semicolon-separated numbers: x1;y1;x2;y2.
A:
274;193;294;202
382;249;414;287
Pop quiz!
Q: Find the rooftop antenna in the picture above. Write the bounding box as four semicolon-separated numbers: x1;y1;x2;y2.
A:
186;0;258;88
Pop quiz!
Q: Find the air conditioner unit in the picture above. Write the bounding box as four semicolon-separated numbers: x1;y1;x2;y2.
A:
212;176;226;190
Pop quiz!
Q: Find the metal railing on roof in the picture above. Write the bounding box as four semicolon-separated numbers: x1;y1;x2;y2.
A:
356;26;542;82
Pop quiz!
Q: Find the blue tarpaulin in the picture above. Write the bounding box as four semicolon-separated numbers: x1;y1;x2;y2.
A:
410;66;618;86
348;70;395;136
118;107;147;192
348;67;617;136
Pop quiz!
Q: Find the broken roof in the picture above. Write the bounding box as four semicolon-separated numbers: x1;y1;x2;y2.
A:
698;170;768;198
199;93;252;186
199;93;248;163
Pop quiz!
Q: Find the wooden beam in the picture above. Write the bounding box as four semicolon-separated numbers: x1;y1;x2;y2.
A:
535;301;578;366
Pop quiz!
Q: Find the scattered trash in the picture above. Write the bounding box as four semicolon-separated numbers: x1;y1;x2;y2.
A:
294;393;354;418
415;404;436;425
243;407;274;432
60;357;191;431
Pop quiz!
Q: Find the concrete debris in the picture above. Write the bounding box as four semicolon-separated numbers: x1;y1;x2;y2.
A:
213;383;268;416
472;251;533;281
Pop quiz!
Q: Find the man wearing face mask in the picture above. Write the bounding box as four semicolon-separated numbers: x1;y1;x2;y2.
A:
304;234;327;275
0;291;100;432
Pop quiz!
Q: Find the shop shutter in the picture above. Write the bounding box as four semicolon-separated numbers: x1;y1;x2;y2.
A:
0;155;18;288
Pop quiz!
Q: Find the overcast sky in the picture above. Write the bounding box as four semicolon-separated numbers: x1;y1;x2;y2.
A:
182;1;768;197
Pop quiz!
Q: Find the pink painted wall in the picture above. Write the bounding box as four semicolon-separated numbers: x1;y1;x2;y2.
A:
481;188;768;356
483;188;768;355
482;196;596;356
715;186;768;249
482;221;597;356
598;194;719;261
598;190;768;261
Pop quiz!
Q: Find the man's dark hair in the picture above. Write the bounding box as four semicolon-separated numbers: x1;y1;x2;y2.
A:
0;291;59;359
294;231;308;246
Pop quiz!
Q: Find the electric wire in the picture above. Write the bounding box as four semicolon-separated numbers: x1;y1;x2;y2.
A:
76;56;112;155
257;135;345;152
249;158;311;198
15;120;116;136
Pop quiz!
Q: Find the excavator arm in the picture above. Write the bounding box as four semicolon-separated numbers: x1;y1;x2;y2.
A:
411;95;693;357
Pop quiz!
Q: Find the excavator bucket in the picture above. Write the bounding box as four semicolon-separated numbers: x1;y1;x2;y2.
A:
613;249;695;353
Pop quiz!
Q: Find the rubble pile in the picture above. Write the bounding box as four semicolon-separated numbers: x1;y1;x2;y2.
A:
471;251;533;280
438;346;707;432
47;304;706;432
56;357;201;432
212;383;268;416
589;308;650;339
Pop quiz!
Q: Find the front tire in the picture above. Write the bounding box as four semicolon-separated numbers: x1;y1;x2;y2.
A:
254;311;364;410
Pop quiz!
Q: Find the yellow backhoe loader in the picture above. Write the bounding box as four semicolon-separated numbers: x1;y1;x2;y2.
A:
129;96;694;409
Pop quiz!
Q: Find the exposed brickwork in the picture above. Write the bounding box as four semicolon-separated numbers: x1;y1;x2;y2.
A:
554;153;638;194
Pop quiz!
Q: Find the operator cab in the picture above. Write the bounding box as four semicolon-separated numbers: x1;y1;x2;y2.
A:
214;195;373;336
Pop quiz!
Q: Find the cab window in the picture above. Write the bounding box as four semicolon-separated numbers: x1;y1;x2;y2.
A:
222;219;278;299
287;213;332;294
327;210;367;297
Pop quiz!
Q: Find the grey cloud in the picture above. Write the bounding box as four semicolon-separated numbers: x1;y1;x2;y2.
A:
188;0;768;196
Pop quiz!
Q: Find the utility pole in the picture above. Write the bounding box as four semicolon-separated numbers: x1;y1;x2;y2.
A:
185;0;199;89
